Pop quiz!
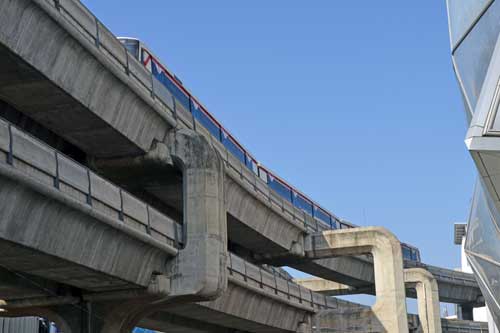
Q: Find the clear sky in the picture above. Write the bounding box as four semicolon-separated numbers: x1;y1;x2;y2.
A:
82;0;475;272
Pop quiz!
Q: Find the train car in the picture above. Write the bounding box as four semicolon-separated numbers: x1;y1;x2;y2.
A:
117;37;421;263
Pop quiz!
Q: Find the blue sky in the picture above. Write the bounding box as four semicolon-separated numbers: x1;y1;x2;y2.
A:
82;1;474;273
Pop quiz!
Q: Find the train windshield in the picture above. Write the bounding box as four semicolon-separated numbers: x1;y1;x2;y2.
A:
119;38;140;60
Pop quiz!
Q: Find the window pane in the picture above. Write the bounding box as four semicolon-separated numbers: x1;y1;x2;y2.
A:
193;102;221;139
245;155;258;174
293;193;313;215
314;207;332;228
453;0;500;110
402;246;412;261
120;39;139;59
268;175;292;202
222;131;245;164
447;0;493;47
151;61;190;110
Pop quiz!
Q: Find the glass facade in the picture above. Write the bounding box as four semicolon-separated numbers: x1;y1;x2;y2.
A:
465;181;500;325
449;0;500;127
447;0;493;47
448;0;500;327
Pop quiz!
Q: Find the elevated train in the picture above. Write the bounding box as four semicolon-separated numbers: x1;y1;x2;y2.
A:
118;37;421;263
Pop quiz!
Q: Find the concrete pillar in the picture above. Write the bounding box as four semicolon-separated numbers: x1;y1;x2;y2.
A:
94;128;228;301
404;268;442;333
166;128;227;300
304;227;409;333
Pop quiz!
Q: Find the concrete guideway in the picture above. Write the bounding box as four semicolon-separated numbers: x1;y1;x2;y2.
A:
0;0;481;308
0;0;485;331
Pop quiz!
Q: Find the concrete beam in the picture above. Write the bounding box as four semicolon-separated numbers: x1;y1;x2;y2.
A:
305;227;409;333
293;277;370;296
405;268;442;333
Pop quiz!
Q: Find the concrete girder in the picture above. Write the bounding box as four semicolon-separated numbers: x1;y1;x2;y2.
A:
304;227;409;333
405;268;442;333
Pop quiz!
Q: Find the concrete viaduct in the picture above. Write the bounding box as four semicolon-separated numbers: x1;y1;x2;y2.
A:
0;0;488;332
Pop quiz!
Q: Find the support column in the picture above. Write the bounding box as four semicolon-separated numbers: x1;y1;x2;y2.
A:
166;128;227;300
404;268;442;333
304;227;409;333
93;128;228;301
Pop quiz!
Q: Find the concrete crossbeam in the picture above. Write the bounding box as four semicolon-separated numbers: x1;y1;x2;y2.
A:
305;227;409;333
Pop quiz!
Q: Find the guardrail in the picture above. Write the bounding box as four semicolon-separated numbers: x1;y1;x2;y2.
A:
39;0;420;261
0;116;181;249
228;252;342;311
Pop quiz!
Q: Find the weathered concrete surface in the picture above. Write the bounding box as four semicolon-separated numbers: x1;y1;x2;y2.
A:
1;251;327;333
0;0;483;309
305;227;409;333
0;0;173;158
298;269;443;333
0;169;170;290
405;268;442;333
294;278;371;296
316;308;488;333
166;129;227;300
0;117;180;290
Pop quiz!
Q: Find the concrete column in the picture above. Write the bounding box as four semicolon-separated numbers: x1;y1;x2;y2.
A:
304;227;409;333
404;268;442;333
166;128;227;300
93;128;228;301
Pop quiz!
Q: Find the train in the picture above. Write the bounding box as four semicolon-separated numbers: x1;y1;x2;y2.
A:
118;37;421;263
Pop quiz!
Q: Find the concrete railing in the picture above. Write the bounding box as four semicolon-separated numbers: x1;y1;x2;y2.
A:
228;253;339;312
0;117;181;250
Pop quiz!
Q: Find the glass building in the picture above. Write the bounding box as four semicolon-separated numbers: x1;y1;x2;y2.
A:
447;0;500;330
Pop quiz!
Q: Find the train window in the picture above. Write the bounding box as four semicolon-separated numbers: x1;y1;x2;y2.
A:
314;207;333;228
293;192;313;215
258;167;268;183
402;246;412;261
151;61;190;110
411;249;419;261
222;131;245;164
192;101;221;139
268;175;292;203
245;155;258;174
120;39;139;59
